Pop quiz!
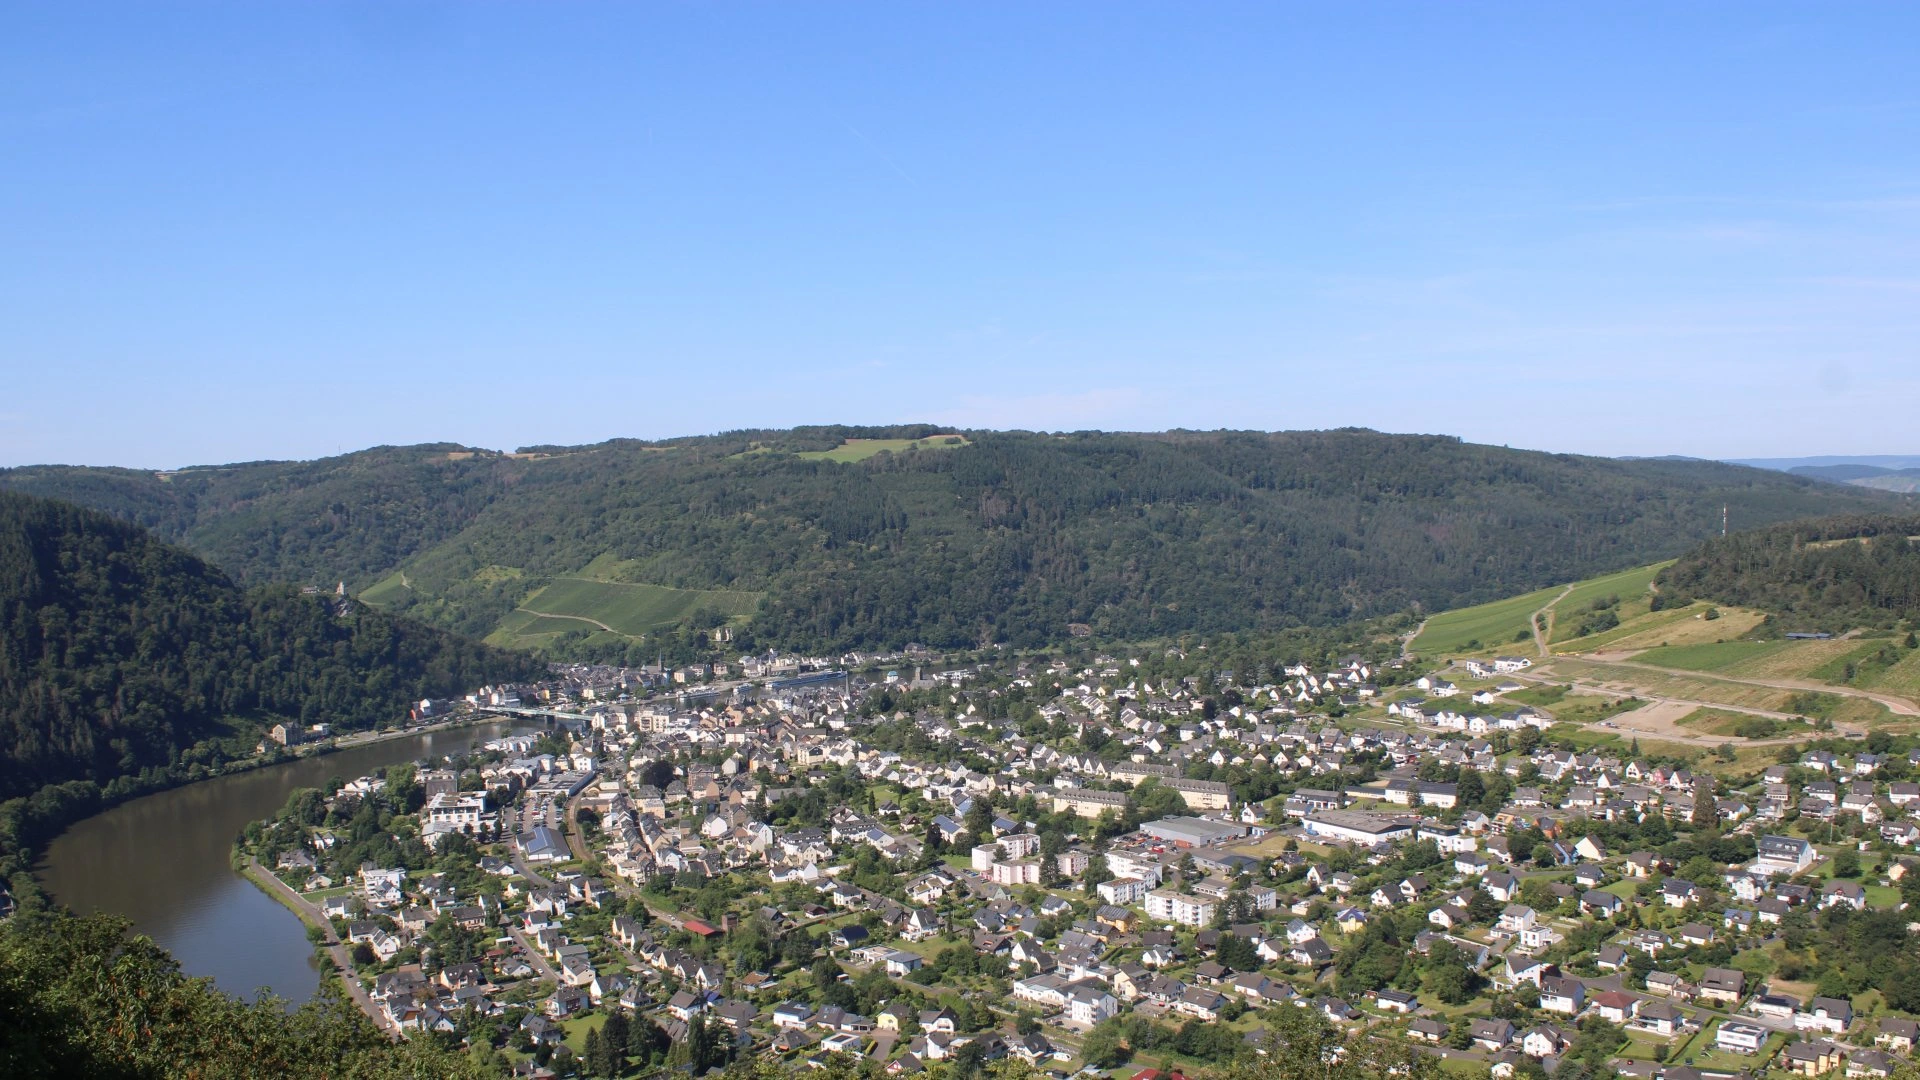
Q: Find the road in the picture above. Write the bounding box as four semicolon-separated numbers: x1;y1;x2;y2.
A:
549;792;687;931
324;712;501;752
1531;584;1577;658
510;851;553;890
513;606;619;634
507;925;562;984
244;858;399;1037
1402;617;1430;662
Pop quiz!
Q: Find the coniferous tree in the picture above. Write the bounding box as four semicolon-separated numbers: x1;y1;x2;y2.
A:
583;1027;607;1078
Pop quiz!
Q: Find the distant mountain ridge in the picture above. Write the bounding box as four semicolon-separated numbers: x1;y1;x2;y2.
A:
1784;464;1920;494
1729;454;1920;472
1;427;1906;659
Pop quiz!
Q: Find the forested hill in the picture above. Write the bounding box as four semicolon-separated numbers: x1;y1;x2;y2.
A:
1;428;1903;657
0;490;542;803
1657;513;1920;630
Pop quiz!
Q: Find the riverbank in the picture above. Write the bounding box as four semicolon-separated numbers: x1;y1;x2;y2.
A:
35;720;536;1006
6;711;519;900
241;858;401;1037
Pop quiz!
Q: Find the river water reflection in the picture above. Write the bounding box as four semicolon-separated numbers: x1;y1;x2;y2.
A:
38;721;530;1003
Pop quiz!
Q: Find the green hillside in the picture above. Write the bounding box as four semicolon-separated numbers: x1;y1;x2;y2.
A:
0;490;542;805
3;427;1904;659
491;577;762;650
1657;513;1920;631
1410;583;1563;656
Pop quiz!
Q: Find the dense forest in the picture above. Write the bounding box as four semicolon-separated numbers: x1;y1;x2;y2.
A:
0;909;500;1078
1658;513;1920;630
2;427;1902;657
0;490;543;805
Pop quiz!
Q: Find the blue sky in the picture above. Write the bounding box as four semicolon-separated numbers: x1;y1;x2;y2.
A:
4;3;1918;467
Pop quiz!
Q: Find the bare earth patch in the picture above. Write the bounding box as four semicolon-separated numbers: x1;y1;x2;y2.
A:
1583;649;1645;662
1606;700;1712;742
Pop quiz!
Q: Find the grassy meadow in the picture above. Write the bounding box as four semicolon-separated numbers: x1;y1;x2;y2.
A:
797;435;970;463
1411;584;1564;657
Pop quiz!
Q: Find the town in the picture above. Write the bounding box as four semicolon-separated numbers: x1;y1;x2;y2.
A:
239;644;1920;1080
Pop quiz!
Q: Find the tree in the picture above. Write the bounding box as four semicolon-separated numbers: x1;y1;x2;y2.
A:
963;799;995;843
1691;792;1718;833
602;1011;631;1073
584;1027;609;1078
1217;932;1260;971
1081;1019;1132;1068
1082;854;1113;895
1455;769;1485;809
1426;943;1482;1005
948;1039;989;1080
1214;1005;1439;1080
730;914;775;975
0;909;504;1079
1132;780;1185;821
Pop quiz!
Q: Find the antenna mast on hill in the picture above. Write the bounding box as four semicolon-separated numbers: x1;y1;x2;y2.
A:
1722;505;1728;537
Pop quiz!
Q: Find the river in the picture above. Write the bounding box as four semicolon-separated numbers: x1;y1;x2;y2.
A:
37;721;532;1004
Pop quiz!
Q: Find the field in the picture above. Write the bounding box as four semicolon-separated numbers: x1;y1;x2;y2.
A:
1675;707;1794;739
1632;641;1787;672
1540;657;1899;727
1505;683;1645;726
1629;637;1920;700
1546;722;1697;760
1554;601;1768;652
1546;562;1668;642
1413;560;1711;657
356;571;412;605
488;577;762;647
1860;645;1920;696
1411;583;1564;657
486;611;621;649
797;435;970;463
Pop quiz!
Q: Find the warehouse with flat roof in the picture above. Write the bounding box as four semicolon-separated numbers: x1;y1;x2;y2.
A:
1139;816;1245;847
1302;810;1415;846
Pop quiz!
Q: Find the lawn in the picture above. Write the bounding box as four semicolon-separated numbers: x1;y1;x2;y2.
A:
1412;584;1564;657
1864;883;1902;909
797;436;970;463
1619;1030;1679;1063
